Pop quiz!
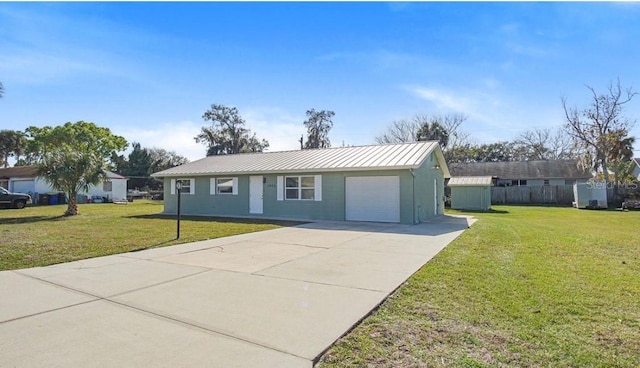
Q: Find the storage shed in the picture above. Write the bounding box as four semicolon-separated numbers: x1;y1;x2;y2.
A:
448;176;493;211
151;141;450;224
573;182;608;209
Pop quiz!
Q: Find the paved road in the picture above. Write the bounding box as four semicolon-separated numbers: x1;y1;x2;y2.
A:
0;215;474;367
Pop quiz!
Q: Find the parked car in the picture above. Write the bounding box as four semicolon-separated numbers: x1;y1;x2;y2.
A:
0;187;32;209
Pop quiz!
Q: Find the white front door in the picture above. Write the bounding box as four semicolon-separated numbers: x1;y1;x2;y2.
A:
249;176;263;214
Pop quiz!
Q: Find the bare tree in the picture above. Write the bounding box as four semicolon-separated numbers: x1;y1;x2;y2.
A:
514;128;576;160
562;79;637;188
376;114;467;146
375;113;469;165
375;119;419;144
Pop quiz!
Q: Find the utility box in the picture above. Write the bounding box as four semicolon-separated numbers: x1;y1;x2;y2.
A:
573;182;607;209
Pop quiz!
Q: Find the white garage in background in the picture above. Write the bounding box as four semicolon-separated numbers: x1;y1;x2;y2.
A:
345;176;400;223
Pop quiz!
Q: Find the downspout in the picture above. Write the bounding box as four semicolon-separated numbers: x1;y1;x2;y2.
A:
410;169;417;224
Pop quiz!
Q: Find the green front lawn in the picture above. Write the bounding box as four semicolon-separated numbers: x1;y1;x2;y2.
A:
0;200;298;270
318;206;640;367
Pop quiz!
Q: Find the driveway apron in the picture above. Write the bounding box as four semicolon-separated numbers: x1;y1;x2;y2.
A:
0;215;474;367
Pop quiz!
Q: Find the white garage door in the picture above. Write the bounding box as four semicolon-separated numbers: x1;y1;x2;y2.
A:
12;180;35;194
345;176;400;223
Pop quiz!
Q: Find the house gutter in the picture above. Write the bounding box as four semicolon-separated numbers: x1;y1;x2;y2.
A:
410;168;417;224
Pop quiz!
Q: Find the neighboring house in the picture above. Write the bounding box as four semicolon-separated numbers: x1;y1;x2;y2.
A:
449;160;592;186
448;176;492;211
151;141;450;224
0;166;128;203
633;158;640;181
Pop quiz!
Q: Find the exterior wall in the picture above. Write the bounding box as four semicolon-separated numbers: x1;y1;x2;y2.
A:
450;186;491;211
634;165;640;181
9;177;127;202
411;153;445;222
162;153;447;224
86;179;127;201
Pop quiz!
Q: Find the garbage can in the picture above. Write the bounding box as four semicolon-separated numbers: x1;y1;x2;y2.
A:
48;194;58;205
39;193;49;205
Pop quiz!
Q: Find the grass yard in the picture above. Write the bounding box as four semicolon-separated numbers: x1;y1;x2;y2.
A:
318;206;640;367
0;200;299;270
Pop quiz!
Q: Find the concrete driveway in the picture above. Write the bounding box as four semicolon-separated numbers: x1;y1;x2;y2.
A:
0;215;474;368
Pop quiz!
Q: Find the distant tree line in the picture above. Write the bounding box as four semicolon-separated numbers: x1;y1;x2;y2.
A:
374;79;637;185
110;143;189;191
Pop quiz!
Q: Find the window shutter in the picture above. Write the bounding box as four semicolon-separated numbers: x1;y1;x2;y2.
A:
170;179;176;195
277;176;284;201
232;178;238;195
210;178;216;195
189;178;195;195
314;175;322;201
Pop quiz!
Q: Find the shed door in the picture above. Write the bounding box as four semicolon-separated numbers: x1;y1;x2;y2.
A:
12;180;35;194
345;176;400;223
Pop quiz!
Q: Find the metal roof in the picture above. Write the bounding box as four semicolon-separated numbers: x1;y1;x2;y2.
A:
448;176;493;186
152;141;450;178
0;166;126;180
449;160;592;180
0;166;39;179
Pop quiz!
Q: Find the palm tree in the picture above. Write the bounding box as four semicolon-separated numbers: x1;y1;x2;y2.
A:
416;120;449;148
607;130;635;186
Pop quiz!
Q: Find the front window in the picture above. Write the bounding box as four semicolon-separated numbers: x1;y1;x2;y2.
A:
103;181;113;192
178;179;191;194
543;179;550;186
216;178;234;194
285;176;315;200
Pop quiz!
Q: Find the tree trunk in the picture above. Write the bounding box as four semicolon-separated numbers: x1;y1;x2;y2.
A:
601;157;611;198
613;161;620;196
65;192;78;216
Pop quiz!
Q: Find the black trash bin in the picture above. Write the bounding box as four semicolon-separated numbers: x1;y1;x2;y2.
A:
39;193;49;205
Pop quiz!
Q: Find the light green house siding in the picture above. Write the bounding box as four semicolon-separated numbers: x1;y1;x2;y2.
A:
162;152;446;224
411;153;446;222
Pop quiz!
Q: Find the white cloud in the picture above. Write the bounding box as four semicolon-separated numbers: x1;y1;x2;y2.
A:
244;107;305;152
113;121;204;162
409;86;501;124
407;85;562;144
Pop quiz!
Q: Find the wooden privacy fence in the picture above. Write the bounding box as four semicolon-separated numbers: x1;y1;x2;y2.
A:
491;185;575;205
489;184;639;206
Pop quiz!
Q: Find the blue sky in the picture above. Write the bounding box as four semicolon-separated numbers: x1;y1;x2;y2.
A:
1;2;640;161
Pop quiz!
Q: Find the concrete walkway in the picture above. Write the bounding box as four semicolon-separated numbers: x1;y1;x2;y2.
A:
0;215;474;367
